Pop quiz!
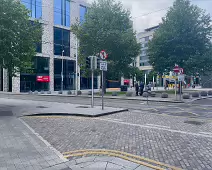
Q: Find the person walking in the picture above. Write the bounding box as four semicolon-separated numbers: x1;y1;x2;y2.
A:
135;82;139;96
139;82;144;96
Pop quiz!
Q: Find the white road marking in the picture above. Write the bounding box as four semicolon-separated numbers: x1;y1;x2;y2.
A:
145;124;171;129
199;132;212;135
96;118;212;138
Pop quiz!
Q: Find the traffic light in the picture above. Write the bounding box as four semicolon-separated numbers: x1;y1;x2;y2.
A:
86;57;90;69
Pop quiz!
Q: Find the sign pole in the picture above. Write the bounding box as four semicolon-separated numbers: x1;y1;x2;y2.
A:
91;69;94;108
101;70;104;110
175;73;177;100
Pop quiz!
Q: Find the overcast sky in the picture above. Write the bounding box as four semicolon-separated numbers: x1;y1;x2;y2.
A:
87;0;212;33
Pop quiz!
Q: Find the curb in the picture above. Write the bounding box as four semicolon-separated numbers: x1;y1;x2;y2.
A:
0;92;184;103
22;109;129;118
188;96;212;103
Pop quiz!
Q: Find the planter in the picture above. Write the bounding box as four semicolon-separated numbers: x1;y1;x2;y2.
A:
161;93;168;98
112;92;118;96
183;93;190;99
67;91;72;95
191;92;199;98
143;92;149;97
126;91;133;97
200;91;207;97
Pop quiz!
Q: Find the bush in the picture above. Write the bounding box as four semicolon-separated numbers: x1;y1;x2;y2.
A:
143;92;149;97
183;93;190;99
191;92;199;98
67;91;72;95
77;91;82;95
200;91;207;97
208;90;212;95
112;92;118;96
161;93;168;98
58;91;62;94
126;91;133;97
40;90;45;94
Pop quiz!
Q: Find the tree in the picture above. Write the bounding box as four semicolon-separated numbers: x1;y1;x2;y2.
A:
148;0;212;75
0;0;42;75
71;0;140;80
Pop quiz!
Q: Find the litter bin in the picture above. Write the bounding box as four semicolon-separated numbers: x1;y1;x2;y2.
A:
120;85;128;92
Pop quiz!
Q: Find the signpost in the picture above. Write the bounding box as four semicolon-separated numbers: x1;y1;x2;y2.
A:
99;50;108;110
173;65;184;101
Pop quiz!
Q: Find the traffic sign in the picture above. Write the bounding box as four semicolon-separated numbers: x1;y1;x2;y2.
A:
100;61;107;71
100;50;108;60
178;74;185;81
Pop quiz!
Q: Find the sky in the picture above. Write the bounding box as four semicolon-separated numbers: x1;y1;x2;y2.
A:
86;0;212;33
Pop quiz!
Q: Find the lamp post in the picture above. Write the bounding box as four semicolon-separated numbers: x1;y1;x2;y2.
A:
75;37;78;95
61;50;64;92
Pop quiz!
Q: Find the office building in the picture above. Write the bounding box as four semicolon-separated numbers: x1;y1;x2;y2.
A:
0;0;99;93
136;25;159;74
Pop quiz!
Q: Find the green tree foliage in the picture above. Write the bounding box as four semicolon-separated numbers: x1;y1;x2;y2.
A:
71;0;140;79
0;0;42;75
148;0;212;75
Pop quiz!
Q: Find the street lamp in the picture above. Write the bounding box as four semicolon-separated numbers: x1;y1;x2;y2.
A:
75;37;78;95
61;49;64;92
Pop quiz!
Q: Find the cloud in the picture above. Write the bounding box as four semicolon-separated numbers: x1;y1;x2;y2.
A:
86;0;212;33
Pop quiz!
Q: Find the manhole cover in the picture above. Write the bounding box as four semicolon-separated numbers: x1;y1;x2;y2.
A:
76;106;90;108
36;106;48;108
184;120;205;125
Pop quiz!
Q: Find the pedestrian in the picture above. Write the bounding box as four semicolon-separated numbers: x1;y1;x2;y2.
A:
139;82;144;96
135;82;139;96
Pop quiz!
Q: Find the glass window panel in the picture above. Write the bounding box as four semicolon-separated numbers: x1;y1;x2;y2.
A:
54;28;62;45
63;46;70;56
63;30;70;46
65;0;70;26
80;5;87;23
36;6;42;18
54;12;62;25
31;0;36;18
54;44;62;55
21;0;31;10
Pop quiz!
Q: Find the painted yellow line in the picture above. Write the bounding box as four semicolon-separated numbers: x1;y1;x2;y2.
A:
63;149;181;170
64;151;165;170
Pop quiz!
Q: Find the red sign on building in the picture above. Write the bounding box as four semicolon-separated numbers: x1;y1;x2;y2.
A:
36;76;50;82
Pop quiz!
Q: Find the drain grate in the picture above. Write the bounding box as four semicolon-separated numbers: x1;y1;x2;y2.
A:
184;120;205;125
36;106;48;108
76;106;90;108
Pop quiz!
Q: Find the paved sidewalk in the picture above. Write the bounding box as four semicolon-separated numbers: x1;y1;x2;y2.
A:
0;116;69;170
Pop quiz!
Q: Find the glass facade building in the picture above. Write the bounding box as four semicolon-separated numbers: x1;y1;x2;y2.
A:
54;0;70;27
21;0;42;19
1;0;98;93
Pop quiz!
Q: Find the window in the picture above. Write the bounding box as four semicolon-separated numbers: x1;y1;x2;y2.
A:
21;0;42;19
141;50;146;56
80;5;87;23
54;27;70;56
54;0;70;27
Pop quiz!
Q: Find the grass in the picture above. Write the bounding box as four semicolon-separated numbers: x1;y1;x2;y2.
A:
95;91;127;96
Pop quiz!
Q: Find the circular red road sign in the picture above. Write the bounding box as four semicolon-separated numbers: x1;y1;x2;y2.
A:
100;50;108;59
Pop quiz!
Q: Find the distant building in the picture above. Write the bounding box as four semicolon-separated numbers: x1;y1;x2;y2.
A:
136;25;159;74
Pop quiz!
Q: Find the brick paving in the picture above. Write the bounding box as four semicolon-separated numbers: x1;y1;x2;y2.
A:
22;111;212;170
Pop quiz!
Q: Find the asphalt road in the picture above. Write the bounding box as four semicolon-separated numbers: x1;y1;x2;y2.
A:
0;93;212;119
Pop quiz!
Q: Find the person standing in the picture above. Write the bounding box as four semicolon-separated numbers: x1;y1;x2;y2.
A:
139;82;144;96
135;82;139;96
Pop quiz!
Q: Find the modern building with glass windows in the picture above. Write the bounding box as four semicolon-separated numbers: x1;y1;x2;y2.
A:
136;25;159;75
1;0;100;93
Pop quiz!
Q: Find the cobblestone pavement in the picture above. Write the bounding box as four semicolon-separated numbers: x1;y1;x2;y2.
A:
22;110;212;170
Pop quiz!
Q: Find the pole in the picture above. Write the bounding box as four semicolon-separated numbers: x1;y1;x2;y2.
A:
91;69;94;108
75;37;78;95
61;50;64;92
101;70;104;110
180;81;182;100
175;78;177;100
153;76;155;90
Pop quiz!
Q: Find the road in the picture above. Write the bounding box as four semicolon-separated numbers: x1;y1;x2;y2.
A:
1;94;212;169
